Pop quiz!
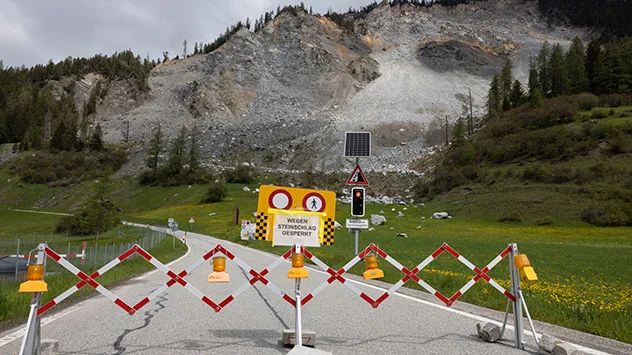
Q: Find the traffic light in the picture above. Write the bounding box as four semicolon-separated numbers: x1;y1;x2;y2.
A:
351;187;365;217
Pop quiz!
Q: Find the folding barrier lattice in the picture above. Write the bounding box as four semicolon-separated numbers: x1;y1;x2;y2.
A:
22;241;537;354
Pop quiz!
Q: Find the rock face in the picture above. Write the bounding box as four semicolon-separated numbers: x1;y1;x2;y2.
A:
89;1;587;176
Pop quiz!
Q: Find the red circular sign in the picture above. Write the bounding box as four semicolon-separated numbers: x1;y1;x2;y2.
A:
302;192;326;212
268;189;292;210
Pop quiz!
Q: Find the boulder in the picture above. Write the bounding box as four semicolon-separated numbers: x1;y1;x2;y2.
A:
553;343;577;355
397;211;405;217
431;212;450;219
334;221;342;230
539;334;561;353
397;233;408;238
371;214;386;225
476;322;501;343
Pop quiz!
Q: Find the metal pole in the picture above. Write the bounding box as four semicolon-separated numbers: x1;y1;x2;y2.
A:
521;291;540;348
509;243;524;349
15;239;20;283
295;278;302;347
294;244;303;347
18;243;46;355
354;229;359;256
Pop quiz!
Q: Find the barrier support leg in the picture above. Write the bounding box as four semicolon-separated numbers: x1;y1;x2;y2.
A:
520;289;540;348
509;243;524;349
19;293;42;355
295;278;302;347
19;243;47;355
500;298;511;339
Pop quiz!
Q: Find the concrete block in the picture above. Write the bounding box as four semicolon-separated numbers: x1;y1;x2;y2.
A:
282;329;316;347
553;342;577;355
476;322;501;343
287;345;332;355
41;339;59;355
539;333;561;353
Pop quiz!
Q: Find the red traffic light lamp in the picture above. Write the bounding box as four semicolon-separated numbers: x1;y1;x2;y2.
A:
351;187;365;217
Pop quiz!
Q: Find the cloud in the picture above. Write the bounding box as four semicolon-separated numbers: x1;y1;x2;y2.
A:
0;0;375;68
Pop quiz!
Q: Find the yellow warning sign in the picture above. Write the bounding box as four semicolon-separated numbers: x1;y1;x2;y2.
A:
255;185;336;246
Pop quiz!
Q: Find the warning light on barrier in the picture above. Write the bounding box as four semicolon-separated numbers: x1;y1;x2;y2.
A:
362;253;384;280
288;253;309;279
514;254;537;284
208;256;230;283
19;264;48;293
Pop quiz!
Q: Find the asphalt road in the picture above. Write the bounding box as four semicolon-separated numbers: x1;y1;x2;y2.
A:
0;230;627;355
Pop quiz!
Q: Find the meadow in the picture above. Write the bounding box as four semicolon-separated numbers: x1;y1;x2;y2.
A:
128;181;632;344
1;169;631;343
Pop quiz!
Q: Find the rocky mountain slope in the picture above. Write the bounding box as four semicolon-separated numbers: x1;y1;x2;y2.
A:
88;0;589;176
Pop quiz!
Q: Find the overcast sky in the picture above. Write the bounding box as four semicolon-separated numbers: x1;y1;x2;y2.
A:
0;0;375;69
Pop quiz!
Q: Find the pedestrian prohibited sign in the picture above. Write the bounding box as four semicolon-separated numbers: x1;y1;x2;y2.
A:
255;185;336;246
302;192;326;212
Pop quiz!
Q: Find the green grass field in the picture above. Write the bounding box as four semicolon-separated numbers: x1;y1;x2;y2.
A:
125;181;632;343
1;152;631;342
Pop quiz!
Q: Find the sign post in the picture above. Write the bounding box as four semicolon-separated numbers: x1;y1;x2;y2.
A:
345;131;371;255
255;185;336;347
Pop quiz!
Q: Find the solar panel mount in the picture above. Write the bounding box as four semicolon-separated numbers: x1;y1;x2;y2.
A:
344;132;371;157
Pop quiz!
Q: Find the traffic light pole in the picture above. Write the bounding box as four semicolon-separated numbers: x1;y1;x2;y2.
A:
354;228;359;256
354;157;360;256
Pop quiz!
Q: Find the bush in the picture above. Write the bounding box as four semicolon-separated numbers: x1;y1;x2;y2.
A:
570;93;599;110
224;165;255;184
499;211;522;223
202;181;228;203
582;202;632;226
599;93;632;107
10;148;127;186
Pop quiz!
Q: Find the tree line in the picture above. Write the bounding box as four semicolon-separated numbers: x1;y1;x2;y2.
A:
488;36;632;116
0;50;154;148
538;0;632;41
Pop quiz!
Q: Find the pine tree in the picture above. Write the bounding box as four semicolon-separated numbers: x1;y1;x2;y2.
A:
510;80;525;108
146;124;163;178
166;125;187;176
487;74;501;116
528;57;539;97
585;40;602;92
566;36;588;94
187;127;200;176
537;41;551;96
550;43;568;97
500;60;513;105
88;123;104;152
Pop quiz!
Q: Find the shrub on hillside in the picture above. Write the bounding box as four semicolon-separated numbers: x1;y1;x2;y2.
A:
582;202;632;226
599;93;632;107
202;181;228;203
415;166;467;200
9;149;127;186
569;93;600;110
224;165;255;184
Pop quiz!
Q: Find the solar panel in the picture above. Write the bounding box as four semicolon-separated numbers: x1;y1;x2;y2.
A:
344;132;371;157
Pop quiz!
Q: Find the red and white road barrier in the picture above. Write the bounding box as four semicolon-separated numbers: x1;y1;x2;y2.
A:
24;240;537;352
1;241;86;261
